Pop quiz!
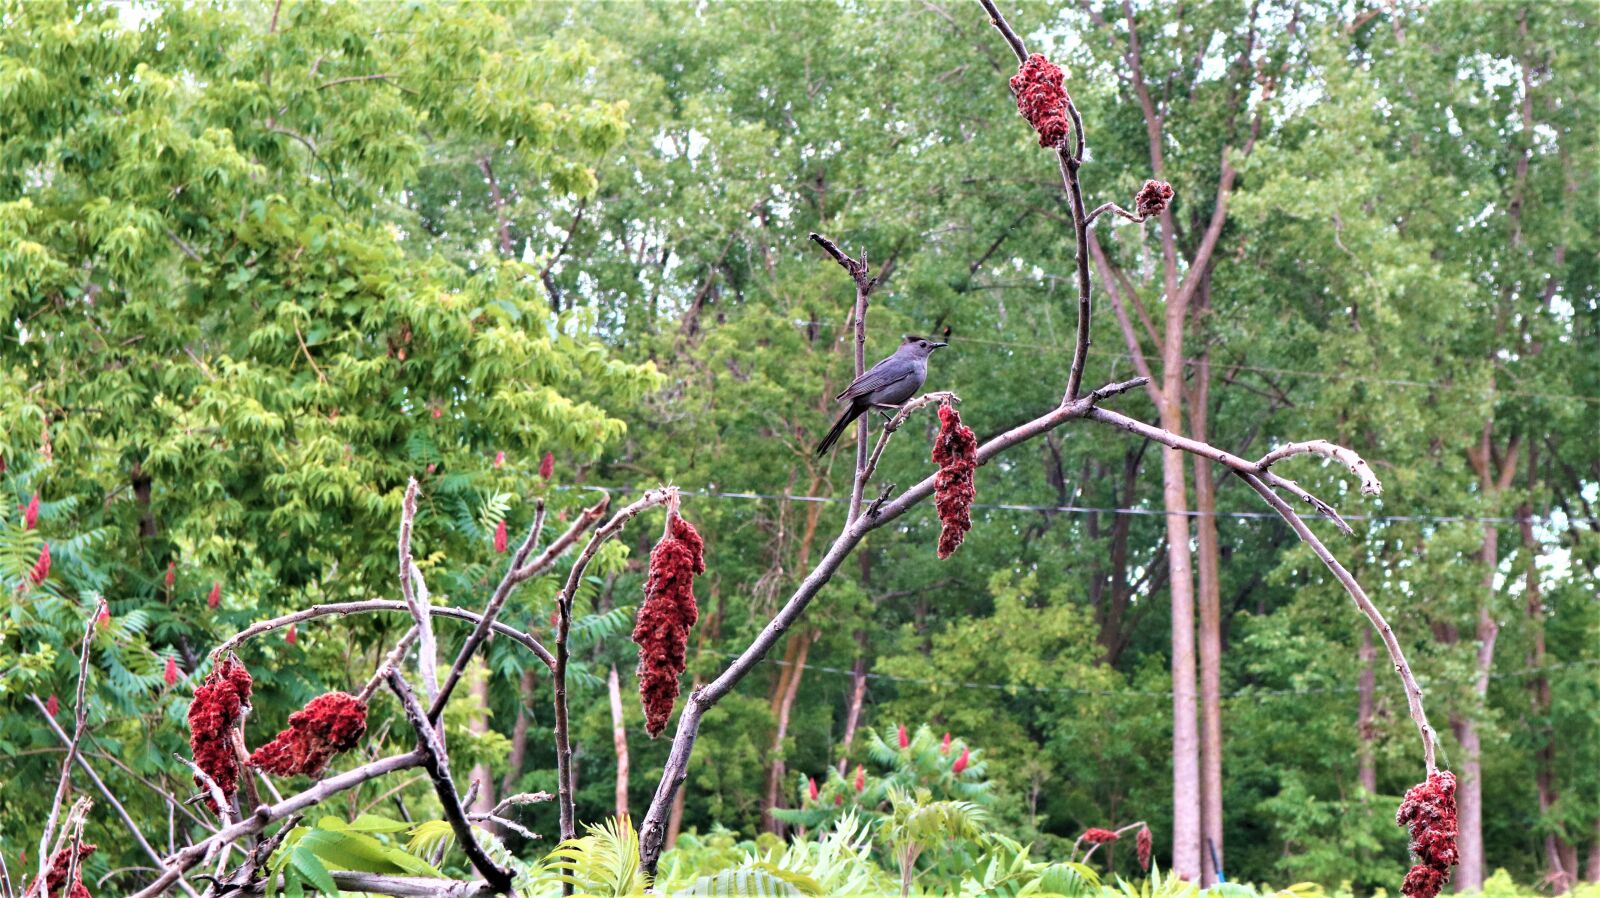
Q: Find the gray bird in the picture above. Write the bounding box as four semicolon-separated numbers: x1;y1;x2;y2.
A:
816;334;947;456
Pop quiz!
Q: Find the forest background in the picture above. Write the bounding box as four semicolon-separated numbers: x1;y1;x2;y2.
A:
0;0;1595;894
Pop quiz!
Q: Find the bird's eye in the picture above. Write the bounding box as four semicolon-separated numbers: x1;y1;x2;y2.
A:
919;341;927;347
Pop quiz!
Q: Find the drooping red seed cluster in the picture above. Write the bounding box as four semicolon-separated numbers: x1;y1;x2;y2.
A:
1009;54;1072;148
35;842;95;898
632;511;704;737
1137;825;1153;871
1135;179;1175;218
187;656;253;812
1396;770;1459;898
1083;827;1119;845
932;401;977;559
249;692;368;777
952;746;971;774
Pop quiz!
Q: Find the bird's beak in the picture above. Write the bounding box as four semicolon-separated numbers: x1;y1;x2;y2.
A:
931;342;948;349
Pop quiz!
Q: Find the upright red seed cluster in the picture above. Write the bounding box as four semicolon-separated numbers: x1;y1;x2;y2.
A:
23;493;39;529
30;543;50;584
952;747;971;774
941;731;952;753
854;764;866;792
35;842;95;898
494;519;509;553
1009;53;1072;148
540;451;555;481
1135;179;1175;217
631;510;704;737
1136;825;1153;871
1396;770;1459;898
164;657;179;686
164;562;176;589
933;401;977;559
1083;827;1119;845
207;581;221;609
897;724;909;749
186;656;252;811
249;692;368;777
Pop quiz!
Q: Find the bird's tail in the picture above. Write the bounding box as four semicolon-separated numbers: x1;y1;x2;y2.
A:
815;405;860;457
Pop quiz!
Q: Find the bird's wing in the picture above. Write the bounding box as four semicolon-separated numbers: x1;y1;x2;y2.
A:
835;359;913;402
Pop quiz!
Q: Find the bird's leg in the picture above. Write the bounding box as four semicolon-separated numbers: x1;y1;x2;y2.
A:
872;403;900;422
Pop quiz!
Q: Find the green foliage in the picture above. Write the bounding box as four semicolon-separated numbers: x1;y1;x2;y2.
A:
265;815;442;898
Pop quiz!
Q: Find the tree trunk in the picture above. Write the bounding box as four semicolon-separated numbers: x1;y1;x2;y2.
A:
607;667;630;821
468;664;496;815
1358;629;1378;795
1453;529;1498;892
763;632;815;836
501;668;537;798
1160;419;1202;881
837;632;868;774
1586;819;1600;882
1190;347;1224;886
1521;448;1571;888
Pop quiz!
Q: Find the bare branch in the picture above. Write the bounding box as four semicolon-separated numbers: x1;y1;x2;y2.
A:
861;391;961;487
26;696;197;897
430;497;606;722
1085;202;1151;227
239;872;495;897
976;0;1030;63
636;377;1146;872
1238;473;1436;770
810;232;878;524
212;600;554;670
387;672;513;892
554;487;676;839
131;751;425;898
1258;439;1383;496
37;599;102;888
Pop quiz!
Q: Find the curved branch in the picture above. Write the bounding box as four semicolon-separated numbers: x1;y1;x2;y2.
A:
1258;439;1383;496
211;600;554;669
1238;473;1435;771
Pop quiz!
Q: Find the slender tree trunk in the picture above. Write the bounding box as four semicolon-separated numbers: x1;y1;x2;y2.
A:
607;667;630;821
468;664;496;815
1586;820;1600;882
1191;345;1224;886
1454;529;1498;892
1521;448;1571;888
501;668;537;798
1160;418;1201;880
838;632;869;774
763;632;815;835
1358;628;1378;795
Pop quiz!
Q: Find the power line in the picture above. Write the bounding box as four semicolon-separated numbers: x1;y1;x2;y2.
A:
561;484;1546;527
789;320;1600;405
718;651;1600;701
